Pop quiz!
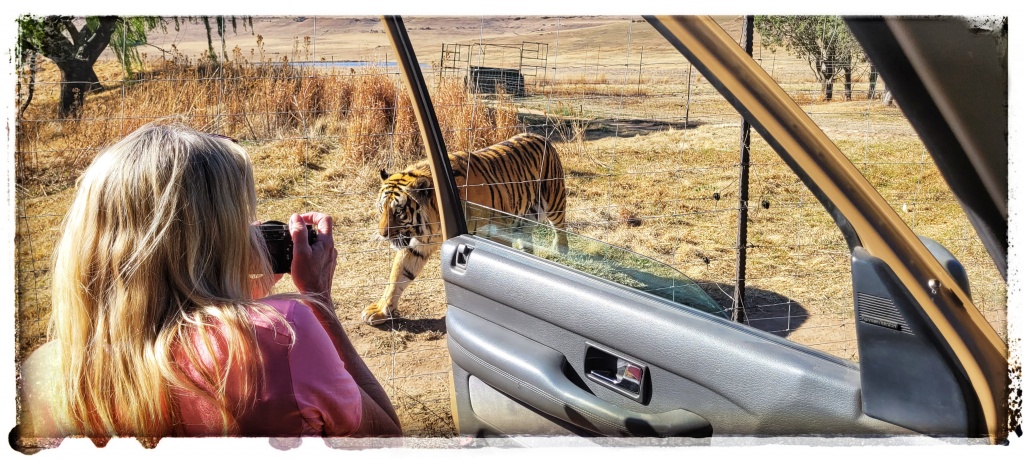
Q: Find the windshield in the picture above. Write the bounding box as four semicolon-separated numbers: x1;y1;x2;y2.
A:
463;202;728;318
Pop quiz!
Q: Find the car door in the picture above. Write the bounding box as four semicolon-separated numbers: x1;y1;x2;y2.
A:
383;15;1008;444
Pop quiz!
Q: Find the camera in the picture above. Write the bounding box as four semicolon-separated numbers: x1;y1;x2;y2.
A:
259;220;318;274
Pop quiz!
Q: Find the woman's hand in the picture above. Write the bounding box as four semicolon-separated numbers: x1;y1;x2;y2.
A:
289;212;337;308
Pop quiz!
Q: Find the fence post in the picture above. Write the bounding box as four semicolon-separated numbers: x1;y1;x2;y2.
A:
731;15;754;323
637;46;643;96
684;62;692;128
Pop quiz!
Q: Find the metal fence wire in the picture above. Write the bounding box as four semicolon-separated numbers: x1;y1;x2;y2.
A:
14;16;1008;437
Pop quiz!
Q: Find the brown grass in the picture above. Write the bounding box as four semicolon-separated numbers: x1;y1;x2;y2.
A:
538;77;650;98
17;51;519;191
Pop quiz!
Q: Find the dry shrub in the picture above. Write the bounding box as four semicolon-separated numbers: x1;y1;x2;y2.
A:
392;91;422;163
343;68;398;166
433;80;520;154
342;76;520;170
491;96;521;139
339;67;422;171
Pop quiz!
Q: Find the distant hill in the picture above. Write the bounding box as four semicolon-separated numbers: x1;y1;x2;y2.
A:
134;16;743;64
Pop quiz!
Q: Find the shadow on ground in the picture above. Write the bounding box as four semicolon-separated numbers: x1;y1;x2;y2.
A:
375;316;447;334
698;281;809;338
521;112;706;142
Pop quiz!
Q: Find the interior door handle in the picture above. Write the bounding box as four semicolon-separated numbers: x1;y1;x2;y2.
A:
585;345;648;402
447;307;712;437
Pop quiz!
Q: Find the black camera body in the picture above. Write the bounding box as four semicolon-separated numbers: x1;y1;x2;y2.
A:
259;220;318;274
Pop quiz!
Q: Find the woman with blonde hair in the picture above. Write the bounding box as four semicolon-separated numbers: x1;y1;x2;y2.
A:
18;122;401;441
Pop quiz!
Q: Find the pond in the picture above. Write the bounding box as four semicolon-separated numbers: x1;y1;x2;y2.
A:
265;60;432;69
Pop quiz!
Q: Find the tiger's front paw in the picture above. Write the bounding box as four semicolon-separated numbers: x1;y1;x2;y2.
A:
362;301;395;326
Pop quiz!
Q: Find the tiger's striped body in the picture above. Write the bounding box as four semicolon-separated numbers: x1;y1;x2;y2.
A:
365;133;567;325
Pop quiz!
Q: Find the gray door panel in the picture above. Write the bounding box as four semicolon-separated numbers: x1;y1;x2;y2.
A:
448;306;712;437
443;235;909;436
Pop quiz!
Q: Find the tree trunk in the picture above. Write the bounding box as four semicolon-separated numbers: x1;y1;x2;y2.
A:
218;16;228;61
843;65;853;101
203;16;217;61
819;53;835;101
55;59;103;117
18;51;38;116
867;64;879;100
883;89;894;106
822;59;835;101
38;16;118;117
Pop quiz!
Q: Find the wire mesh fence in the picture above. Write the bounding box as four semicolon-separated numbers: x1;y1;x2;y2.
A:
14;15;1007;437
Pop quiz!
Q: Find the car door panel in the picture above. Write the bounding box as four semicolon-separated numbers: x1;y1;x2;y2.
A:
448;307;713;437
464;373;583;437
443;235;908;437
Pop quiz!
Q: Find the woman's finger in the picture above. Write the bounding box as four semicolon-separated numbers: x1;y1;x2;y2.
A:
299;211;333;236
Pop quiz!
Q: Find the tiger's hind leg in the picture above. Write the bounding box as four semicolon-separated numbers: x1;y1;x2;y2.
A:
550;225;569;255
537;200;569;254
509;216;536;254
363;244;437;325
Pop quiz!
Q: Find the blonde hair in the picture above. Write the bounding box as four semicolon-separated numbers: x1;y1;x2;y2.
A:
48;122;280;437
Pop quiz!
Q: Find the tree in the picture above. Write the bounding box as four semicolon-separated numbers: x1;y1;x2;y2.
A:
17;15;253;117
170;16;255;62
755;16;864;101
17;16;162;117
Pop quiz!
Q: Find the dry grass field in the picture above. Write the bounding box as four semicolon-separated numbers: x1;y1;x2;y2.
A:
14;16;1007;438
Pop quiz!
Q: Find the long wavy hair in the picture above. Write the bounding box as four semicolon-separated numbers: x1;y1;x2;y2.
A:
48;122;281;437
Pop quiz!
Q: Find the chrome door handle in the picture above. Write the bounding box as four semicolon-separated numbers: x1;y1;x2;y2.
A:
584;345;648;403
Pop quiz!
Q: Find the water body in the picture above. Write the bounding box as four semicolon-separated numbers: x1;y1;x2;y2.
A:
269;60;432;69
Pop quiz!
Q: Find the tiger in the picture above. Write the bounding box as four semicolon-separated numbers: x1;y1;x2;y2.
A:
364;132;568;325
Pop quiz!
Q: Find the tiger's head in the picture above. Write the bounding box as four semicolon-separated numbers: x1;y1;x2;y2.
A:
376;168;440;251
